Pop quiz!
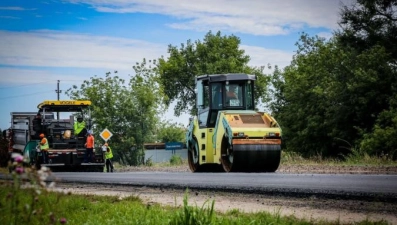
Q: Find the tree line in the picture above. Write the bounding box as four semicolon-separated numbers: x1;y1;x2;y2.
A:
66;0;397;165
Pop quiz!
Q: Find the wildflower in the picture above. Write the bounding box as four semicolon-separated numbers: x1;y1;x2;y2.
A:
15;166;24;174
60;217;67;224
14;154;24;163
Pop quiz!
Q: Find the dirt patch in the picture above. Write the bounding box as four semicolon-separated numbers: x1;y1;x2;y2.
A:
116;164;397;175
279;164;397;175
50;164;397;224
53;182;397;224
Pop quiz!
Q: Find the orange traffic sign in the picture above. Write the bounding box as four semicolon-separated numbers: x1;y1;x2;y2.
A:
100;128;113;141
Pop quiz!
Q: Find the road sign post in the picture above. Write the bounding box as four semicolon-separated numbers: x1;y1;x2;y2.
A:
165;142;183;154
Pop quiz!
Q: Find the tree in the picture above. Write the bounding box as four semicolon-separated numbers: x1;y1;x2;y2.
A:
65;60;164;165
270;0;397;158
157;30;270;116
338;0;397;59
127;59;164;164
156;121;186;143
270;34;351;156
337;0;397;157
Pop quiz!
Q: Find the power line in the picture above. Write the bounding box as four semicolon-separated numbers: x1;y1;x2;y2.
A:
0;81;57;89
0;79;88;90
0;90;54;100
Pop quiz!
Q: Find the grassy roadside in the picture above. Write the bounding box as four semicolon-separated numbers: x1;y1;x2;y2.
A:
113;151;397;174
280;150;397;166
0;153;396;225
0;180;389;225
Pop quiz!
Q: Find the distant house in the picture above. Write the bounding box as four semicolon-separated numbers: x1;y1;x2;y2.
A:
144;142;187;163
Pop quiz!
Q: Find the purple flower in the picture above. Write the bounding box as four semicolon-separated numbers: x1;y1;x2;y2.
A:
60;218;67;224
12;153;24;163
14;155;23;163
15;166;24;174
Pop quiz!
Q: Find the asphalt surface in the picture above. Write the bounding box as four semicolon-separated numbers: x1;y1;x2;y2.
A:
46;172;397;202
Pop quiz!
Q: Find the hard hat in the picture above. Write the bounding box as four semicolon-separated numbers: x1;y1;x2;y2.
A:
104;143;108;146
39;133;44;138
88;130;93;134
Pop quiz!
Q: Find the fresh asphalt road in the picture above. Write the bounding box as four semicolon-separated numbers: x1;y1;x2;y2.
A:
48;172;397;200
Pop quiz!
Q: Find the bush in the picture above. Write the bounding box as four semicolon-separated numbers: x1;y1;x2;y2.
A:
0;134;10;168
169;154;183;166
146;156;153;167
1;153;67;225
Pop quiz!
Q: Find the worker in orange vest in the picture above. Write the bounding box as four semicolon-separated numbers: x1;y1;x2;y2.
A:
84;130;94;163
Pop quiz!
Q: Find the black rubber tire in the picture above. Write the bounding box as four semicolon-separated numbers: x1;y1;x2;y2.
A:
188;138;200;172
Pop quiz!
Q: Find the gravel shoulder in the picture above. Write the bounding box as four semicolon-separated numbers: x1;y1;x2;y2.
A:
52;164;397;224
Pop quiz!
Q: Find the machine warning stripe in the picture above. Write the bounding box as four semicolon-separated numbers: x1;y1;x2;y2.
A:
41;164;65;166
232;139;281;145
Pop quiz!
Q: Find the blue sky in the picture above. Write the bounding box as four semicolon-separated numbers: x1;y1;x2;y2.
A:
0;0;350;130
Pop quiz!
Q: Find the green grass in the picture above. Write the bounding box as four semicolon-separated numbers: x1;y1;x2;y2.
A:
1;156;393;225
280;150;397;167
0;182;389;225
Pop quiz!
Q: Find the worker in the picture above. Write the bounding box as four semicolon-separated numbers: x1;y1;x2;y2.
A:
226;85;239;107
226;85;238;100
39;133;49;164
74;116;87;137
84;130;94;163
103;142;114;172
33;113;43;138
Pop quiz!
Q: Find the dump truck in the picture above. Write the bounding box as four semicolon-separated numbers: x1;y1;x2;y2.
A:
186;73;282;172
8;100;105;172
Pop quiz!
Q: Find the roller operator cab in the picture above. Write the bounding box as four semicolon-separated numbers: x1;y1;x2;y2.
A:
186;74;282;172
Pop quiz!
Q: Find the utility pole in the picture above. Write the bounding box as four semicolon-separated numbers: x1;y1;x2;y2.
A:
55;80;62;119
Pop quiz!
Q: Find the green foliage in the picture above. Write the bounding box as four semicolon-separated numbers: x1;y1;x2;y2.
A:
169;154;183;166
1;172;390;225
270;33;397;157
269;1;397;159
156;121;186;143
145;156;153;167
157;30;270;116
1;155;66;225
338;0;397;60
0;129;10;167
170;192;215;225
65;59;164;166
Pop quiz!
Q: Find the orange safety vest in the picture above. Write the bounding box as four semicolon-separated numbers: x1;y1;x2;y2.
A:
86;135;94;148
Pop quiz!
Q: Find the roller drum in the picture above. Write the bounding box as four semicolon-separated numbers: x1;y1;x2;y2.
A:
225;144;281;172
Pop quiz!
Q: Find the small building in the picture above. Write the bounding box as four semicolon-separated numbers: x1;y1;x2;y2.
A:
144;142;187;163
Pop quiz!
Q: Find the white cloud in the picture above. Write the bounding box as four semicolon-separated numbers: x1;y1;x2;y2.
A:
0;7;36;11
0;30;167;70
67;0;350;35
0;67;85;85
242;45;293;70
0;16;20;19
0;29;293;75
317;32;334;40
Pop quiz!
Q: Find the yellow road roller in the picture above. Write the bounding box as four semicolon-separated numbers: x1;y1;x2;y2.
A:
186;73;282;172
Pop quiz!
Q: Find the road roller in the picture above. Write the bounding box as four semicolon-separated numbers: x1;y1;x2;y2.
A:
186;73;282;172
